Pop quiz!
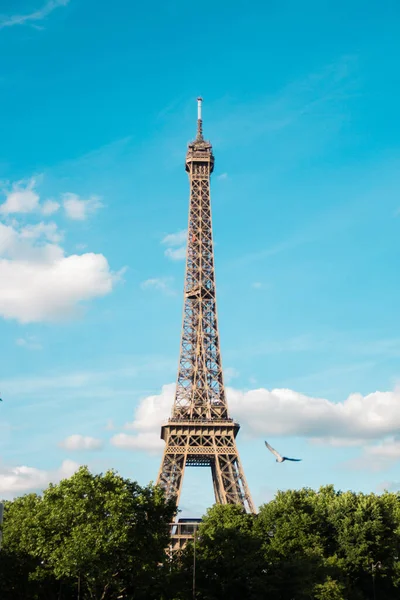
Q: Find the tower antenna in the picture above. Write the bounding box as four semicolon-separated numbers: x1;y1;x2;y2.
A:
196;96;203;140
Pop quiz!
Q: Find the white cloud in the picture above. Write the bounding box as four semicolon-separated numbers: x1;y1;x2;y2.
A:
109;383;400;454
164;246;186;261
19;221;62;243
162;230;187;246
140;277;175;295
16;336;42;351
0;220;63;262
0;0;70;30
367;438;400;458
346;438;400;472
0;180;98;221
60;434;103;451
0;253;117;323
125;383;175;431
224;367;239;383
217;173;228;181
42;199;60;215
161;229;186;261
227;387;400;443
0;179;39;214
110;384;174;453
111;432;163;454
0;459;79;498
0;219;119;323
63;193;103;221
378;480;400;493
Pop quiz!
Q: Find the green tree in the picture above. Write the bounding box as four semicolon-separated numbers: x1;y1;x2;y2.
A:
169;488;400;600
323;489;400;600
314;576;345;600
256;488;329;599
1;467;176;600
172;504;267;600
2;478;400;600
0;493;61;599
257;485;400;600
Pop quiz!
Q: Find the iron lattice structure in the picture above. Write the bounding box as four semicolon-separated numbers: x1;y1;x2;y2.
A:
157;99;255;523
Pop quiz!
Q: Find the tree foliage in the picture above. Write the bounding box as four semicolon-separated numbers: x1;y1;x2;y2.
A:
1;476;400;600
0;467;175;600
169;485;400;600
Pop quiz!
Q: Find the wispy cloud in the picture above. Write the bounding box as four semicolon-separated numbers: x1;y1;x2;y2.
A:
210;56;359;149
164;246;186;260
161;230;187;247
42;199;60;215
0;0;70;30
251;281;269;290
284;360;377;390
237;235;309;266
0;178;40;214
0;356;175;398
63;193;103;221
377;480;400;493
140;277;176;296
224;367;239;383
111;431;163;454
161;229;187;261
229;332;400;381
345;438;400;472
234;194;361;267
16;336;42;351
60;435;103;451
0;459;78;498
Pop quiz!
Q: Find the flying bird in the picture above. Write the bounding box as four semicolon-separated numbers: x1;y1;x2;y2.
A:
264;441;301;463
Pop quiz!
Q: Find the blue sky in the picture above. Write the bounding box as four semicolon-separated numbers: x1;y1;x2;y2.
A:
1;0;400;514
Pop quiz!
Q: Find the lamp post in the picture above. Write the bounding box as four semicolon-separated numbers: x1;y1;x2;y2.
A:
192;529;196;600
371;561;382;600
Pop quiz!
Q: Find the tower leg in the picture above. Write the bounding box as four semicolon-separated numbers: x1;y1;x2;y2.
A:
157;451;187;508
211;460;223;504
213;452;255;513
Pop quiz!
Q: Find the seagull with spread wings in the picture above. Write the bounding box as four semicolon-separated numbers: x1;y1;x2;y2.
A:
265;441;301;463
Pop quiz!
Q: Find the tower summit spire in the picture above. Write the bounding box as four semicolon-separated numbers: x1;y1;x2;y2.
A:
196;96;203;141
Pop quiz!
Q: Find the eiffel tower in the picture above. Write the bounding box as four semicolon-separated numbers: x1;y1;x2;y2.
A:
157;99;255;547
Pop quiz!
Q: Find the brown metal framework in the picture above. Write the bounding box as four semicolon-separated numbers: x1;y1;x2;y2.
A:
157;99;255;520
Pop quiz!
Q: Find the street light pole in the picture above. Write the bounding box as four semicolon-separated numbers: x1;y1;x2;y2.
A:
192;529;196;600
372;561;382;600
372;570;376;600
